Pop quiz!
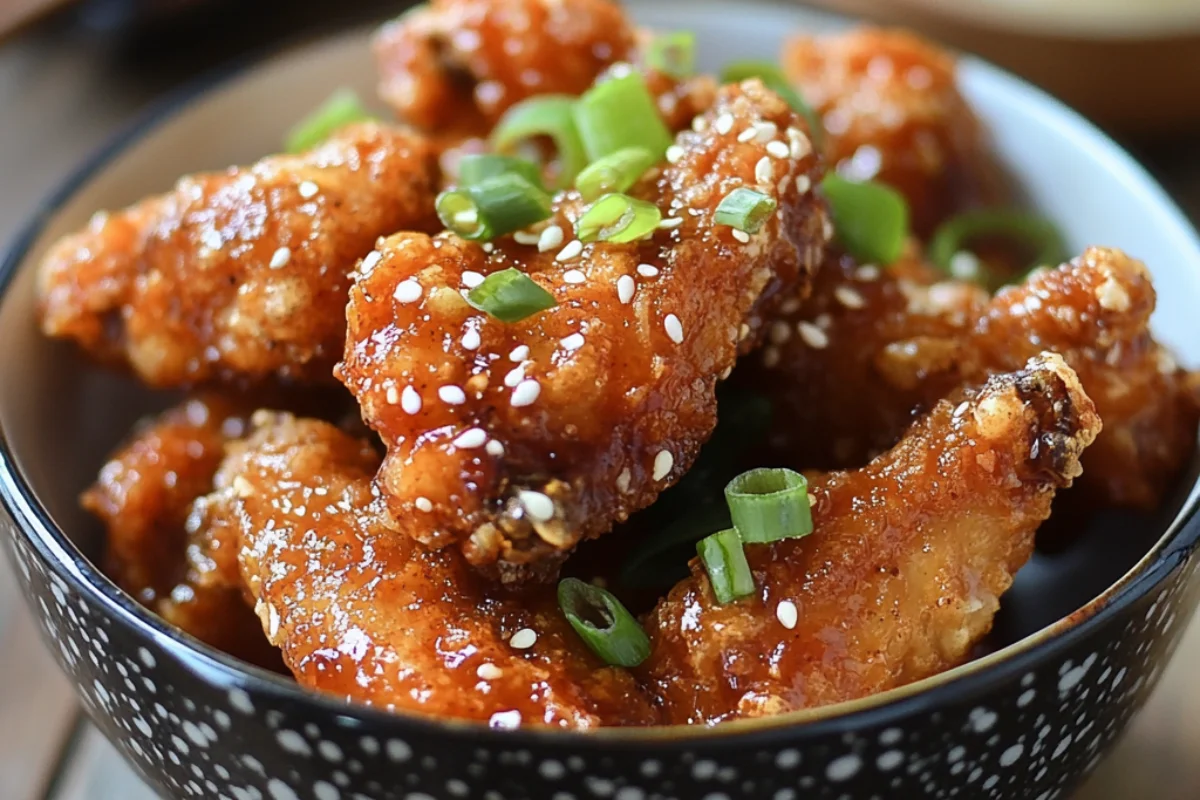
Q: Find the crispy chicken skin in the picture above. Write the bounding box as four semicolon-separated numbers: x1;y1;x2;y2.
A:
643;353;1101;723
221;413;657;728
338;81;831;581
783;28;1008;236
375;0;636;134
38;123;440;387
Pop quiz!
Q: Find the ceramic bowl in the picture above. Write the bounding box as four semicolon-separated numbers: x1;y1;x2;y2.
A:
2;2;1200;799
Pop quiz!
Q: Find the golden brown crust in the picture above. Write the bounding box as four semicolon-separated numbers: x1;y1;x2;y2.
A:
642;353;1100;724
222;413;657;728
338;81;830;581
38;123;440;387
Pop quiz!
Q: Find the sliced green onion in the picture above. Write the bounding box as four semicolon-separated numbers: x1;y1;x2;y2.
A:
575;147;657;202
491;95;588;188
720;60;822;145
557;578;651;667
697;528;756;604
285;88;375;153
646;31;697;80
820;174;909;265
573;73;674;162
436;173;552;241
928;209;1069;281
715;187;777;234
465;268;556;323
725;468;813;544
575;193;662;243
457;154;543;190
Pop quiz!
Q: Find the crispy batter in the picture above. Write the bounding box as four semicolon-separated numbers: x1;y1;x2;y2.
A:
38;123;440;387
222;413;657;728
643;353;1100;723
338;81;830;581
783;28;1008;236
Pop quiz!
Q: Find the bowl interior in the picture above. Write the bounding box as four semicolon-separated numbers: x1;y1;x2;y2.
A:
2;0;1199;693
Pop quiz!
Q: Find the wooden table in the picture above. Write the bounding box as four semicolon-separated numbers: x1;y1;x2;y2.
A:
3;8;1200;799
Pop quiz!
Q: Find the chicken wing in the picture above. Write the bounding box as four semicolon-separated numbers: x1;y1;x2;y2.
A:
642;353;1101;724
219;412;657;728
39;123;440;387
338;81;831;582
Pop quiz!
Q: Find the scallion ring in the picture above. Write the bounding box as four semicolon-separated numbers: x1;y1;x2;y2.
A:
491;95;588;188
820;173;909;265
573;73;674;161
457;154;544;191
720;60;822;145
697;528;756;604
575;193;662;243
285;88;375;153
465;268;557;323
724;468;813;544
557;578;651;667
646;31;697;80
436;173;552;241
715;187;778;234
928;209;1069;283
575;147;657;202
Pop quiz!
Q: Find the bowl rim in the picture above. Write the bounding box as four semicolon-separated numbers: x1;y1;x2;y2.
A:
2;23;1200;747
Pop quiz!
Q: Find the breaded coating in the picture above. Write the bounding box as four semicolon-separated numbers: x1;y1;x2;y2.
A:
375;0;635;134
38;123;440;387
643;353;1101;724
783;28;1008;236
81;396;279;667
338;82;831;581
746;246;1199;509
221;413;657;728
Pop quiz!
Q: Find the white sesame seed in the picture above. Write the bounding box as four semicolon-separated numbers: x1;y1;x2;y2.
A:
691;115;708;132
509;628;538;649
788;128;812;160
754;121;778;143
737;127;757;143
560;333;585;351
401;386;422;415
298;180;319;199
563;269;586;284
731;229;751;244
617;275;635;304
769;320;792;344
511;379;541;407
855;264;881;282
778;174;792;195
755;156;774;185
797;321;829;349
538;225;565;252
200;229;222;251
637;263;659;278
486;439;506;456
415;496;433;512
665;144;685;164
439;385;467;405
481;242;495;253
477;663;503;681
393;279;423;304
509;345;530;361
664;314;684;344
616;468;632;493
504;364;526;387
513;229;541;245
776;600;798;629
361;250;382;272
652;450;674;481
556;239;584;262
386;386;400;404
462;328;481;350
518;490;555;522
715;113;735;135
269;246;291;269
462;271;485;288
657;217;684;230
739;323;751;340
767;141;791;159
954;401;970;418
452;428;488;449
835;286;866;309
794;175;812;194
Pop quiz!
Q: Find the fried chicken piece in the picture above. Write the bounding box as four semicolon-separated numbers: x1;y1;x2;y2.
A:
783;28;1009;237
643;353;1101;723
375;0;635;135
338;81;830;582
38;123;439;387
220;413;656;728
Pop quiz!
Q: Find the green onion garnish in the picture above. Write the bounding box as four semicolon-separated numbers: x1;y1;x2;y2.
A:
436;173;552;241
720;60;822;145
575;147;657;202
820;174;909;265
696;528;756;604
465;268;556;323
646;31;697;80
491;95;589;188
457;154;544;191
573;73;674;162
928;209;1069;283
724;468;813;544
575;193;662;243
715;188;778;234
285;88;375;153
557;578;651;667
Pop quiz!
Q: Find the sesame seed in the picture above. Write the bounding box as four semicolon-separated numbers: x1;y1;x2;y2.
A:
439;385;467;405
560;333;585;351
481;242;494;253
556;239;584;262
401;386;422;415
778;174;792;194
486;439;506;456
954;401;970;418
477;663;503;681
739;323;751;340
462;271;485;288
538;225;565;252
719;365;733;380
637;263;659;278
232;475;255;498
665;144;685;164
518;490;555;522
776;600;798;629
563;269;586;284
616;468;632;493
298;180;319;199
393;279;423;304
200;229;222;251
794;175;812;194
462;328;481;350
769;320;792;344
415;497;433;512
658;217;684;230
617;275;635;304
737;127;757;143
835;286;866;309
511;379;541;407
780;296;802;315
452;428;488;449
731;229;751;244
509;345;530;361
691;115;708;132
787;128;812;160
653;450;674;481
754;121;779;143
664;314;684;344
509;628;538;649
504;364;526;387
715;113;734;135
386;386;400;404
762;346;780;367
767;141;790;159
269;246;291;269
797;322;829;349
361;250;382;272
513;230;541;245
755;156;774;185
855;264;881;282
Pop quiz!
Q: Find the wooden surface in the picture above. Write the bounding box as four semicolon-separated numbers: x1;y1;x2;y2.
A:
3;8;1200;800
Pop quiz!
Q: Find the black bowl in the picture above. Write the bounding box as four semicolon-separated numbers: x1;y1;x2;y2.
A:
4;4;1200;799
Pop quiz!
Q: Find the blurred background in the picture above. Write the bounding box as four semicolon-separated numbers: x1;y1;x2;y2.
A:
2;1;1200;799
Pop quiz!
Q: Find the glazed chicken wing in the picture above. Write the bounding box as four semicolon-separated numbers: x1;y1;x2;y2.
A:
39;123;439;387
219;413;656;728
643;353;1101;724
338;81;830;582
